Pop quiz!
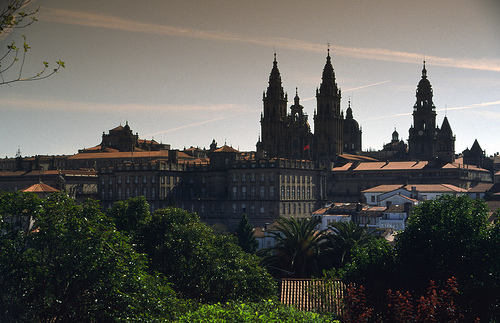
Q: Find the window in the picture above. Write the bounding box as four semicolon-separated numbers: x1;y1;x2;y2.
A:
251;173;255;182
270;173;275;182
152;187;156;199
143;176;147;184
287;187;290;199
260;173;265;182
292;187;295;199
134;176;138;184
126;176;130;184
260;204;265;214
151;176;156;183
270;186;274;198
242;174;246;182
118;187;122;199
242;186;247;198
143;188;147;198
117;176;122;184
281;187;285;199
233;187;237;198
242;203;246;213
232;203;237;214
109;189;113;199
250;204;255;214
232;173;237;182
126;187;130;198
251;186;255;197
260;186;265;198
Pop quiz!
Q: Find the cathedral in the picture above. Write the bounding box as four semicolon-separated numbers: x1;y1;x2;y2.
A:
257;50;362;164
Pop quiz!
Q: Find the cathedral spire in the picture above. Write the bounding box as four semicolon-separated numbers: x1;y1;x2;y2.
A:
266;52;285;100
318;49;337;96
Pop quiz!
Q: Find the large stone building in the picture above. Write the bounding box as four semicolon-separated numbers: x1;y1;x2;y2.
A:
98;144;327;229
257;50;362;165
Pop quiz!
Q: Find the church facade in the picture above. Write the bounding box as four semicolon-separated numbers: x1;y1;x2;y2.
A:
257;50;362;164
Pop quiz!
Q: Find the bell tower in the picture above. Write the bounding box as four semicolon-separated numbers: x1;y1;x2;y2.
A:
408;61;438;160
260;53;288;158
314;49;343;162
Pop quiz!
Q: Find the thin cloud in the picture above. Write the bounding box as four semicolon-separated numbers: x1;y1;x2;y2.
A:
0;94;242;113
38;8;500;73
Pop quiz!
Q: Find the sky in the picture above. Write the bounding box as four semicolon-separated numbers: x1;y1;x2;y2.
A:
0;0;499;159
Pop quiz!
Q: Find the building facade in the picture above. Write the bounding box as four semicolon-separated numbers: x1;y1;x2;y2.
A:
257;50;361;164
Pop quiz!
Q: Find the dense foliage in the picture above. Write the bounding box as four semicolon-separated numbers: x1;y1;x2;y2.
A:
137;207;276;303
394;194;500;320
0;192;178;322
235;214;259;253
175;300;339;323
259;216;328;278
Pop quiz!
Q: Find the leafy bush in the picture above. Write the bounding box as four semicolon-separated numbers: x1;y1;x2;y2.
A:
176;300;339;322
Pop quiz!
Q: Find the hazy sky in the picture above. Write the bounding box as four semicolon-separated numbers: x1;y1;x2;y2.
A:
1;0;499;158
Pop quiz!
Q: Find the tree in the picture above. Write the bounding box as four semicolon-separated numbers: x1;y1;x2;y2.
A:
259;216;328;278
395;195;499;321
0;191;179;322
326;221;380;267
0;0;64;86
137;207;276;303
235;214;258;254
106;195;151;237
337;238;396;314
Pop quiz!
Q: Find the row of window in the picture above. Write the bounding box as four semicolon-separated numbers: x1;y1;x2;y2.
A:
101;187;157;200
232;186;275;198
282;202;313;214
280;186;313;200
281;174;314;184
232;173;275;183
102;176;181;186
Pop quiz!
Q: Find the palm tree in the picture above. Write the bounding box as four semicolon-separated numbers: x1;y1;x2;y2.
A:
259;216;328;278
327;221;380;267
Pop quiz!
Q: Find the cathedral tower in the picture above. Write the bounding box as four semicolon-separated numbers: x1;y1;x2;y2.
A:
314;49;343;162
408;62;455;162
260;53;288;158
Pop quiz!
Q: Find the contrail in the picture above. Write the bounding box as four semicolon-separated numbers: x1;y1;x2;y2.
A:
301;80;391;102
37;7;500;72
344;80;391;92
364;100;500;121
143;109;261;137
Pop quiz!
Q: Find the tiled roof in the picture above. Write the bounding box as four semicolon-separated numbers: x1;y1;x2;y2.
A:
110;125;124;131
362;184;404;193
214;145;239;153
338;154;379;162
442;162;490;172
21;182;59;193
363;183;466;194
468;183;494;193
68;150;170;160
384;204;406;213
280;279;344;314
